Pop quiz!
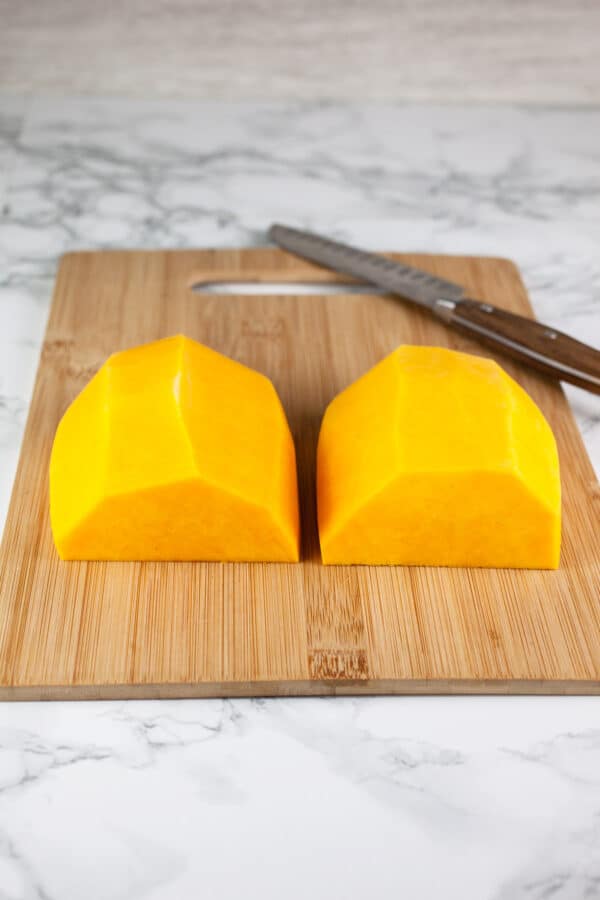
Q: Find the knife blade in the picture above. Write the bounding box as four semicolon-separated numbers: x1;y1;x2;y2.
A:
268;223;600;395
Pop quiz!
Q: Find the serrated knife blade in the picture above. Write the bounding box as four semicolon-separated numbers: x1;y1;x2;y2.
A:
268;223;464;310
267;223;600;395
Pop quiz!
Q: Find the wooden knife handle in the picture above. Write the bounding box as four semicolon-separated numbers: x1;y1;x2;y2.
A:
443;298;600;394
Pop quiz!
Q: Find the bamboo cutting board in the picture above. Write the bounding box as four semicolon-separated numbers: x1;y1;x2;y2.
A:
0;248;598;699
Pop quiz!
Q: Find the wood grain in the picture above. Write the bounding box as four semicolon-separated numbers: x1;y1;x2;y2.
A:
0;0;598;104
0;248;598;700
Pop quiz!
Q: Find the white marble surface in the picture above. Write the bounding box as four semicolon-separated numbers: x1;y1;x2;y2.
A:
0;98;599;899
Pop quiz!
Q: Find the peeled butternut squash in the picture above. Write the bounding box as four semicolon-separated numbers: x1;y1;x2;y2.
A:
50;335;300;561
317;346;561;568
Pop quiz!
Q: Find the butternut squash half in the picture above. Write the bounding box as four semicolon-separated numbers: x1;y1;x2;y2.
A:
50;335;300;561
317;346;560;568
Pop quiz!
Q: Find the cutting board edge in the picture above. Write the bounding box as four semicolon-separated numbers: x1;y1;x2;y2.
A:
54;247;526;291
2;678;600;701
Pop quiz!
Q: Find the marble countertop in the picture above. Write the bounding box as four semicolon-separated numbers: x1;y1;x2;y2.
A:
0;98;599;899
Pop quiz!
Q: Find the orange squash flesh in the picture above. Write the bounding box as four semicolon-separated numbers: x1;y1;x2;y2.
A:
317;346;561;568
50;335;300;561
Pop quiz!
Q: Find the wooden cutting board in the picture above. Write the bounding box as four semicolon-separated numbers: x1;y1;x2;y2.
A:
0;248;598;699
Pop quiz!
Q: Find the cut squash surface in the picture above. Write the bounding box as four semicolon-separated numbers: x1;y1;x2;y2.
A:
50;335;300;561
317;345;561;568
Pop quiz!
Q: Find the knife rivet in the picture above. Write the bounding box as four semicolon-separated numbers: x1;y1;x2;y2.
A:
480;303;493;313
544;329;558;340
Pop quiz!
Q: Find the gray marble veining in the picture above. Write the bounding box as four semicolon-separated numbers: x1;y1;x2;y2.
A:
0;98;599;900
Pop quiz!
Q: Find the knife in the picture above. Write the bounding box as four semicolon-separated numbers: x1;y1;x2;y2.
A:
268;223;600;395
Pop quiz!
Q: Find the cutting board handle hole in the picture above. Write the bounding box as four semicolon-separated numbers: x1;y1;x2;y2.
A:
191;280;386;296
